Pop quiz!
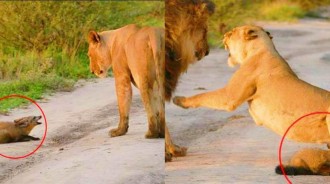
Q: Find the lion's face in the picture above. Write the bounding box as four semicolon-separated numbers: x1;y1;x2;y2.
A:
87;31;111;78
223;25;273;67
191;27;209;61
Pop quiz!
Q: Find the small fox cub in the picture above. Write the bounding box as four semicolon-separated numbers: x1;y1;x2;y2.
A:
276;148;330;176
0;116;42;144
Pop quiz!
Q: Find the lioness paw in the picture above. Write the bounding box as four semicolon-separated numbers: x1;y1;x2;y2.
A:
173;96;188;109
145;130;160;139
109;128;127;137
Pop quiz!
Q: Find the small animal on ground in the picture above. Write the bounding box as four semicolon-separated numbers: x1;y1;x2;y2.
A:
0;116;42;144
276;148;330;176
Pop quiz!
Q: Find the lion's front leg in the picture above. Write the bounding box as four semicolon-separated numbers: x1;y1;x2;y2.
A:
165;124;187;161
110;75;132;137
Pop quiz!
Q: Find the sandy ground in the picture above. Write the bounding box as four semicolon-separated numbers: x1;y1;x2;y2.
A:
0;80;164;183
165;19;330;184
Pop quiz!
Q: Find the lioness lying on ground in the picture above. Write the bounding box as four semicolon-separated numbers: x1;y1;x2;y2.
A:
276;148;330;175
88;24;165;139
173;25;330;173
0;116;42;144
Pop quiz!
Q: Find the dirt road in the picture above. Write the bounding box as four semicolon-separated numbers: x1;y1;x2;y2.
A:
0;80;164;184
165;19;330;184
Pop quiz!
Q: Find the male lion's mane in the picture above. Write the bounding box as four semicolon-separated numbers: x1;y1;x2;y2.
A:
165;0;215;101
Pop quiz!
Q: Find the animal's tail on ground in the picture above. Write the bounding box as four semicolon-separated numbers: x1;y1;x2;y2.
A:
275;165;315;175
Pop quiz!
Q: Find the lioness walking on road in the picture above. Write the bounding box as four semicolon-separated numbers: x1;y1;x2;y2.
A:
88;24;165;139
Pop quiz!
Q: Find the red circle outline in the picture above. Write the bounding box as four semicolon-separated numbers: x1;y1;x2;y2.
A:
278;111;330;184
0;94;48;159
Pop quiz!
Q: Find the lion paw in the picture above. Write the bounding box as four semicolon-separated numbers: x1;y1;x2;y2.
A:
165;150;172;162
109;127;128;137
169;144;188;157
173;96;188;109
173;146;188;157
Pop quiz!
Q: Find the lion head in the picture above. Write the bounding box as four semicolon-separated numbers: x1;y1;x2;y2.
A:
87;31;112;78
223;25;273;67
165;0;215;101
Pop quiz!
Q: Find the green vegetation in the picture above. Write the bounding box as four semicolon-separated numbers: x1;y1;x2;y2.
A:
261;2;306;21
209;0;330;47
0;1;164;113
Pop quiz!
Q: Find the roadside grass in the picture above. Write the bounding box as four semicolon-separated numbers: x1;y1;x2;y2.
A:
0;1;163;113
260;1;306;22
0;75;74;114
208;0;330;47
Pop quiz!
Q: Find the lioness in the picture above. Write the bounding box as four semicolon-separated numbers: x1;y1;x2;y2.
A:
0;116;42;144
276;148;330;175
88;24;165;138
173;25;330;164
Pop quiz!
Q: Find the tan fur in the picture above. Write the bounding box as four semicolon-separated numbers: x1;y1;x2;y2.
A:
285;148;330;175
88;24;165;139
173;25;330;144
0;116;42;144
165;0;215;161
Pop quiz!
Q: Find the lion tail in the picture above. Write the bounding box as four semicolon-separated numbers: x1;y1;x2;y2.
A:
275;165;315;175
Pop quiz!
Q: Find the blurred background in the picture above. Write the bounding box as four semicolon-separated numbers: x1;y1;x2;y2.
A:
209;0;330;46
0;1;164;113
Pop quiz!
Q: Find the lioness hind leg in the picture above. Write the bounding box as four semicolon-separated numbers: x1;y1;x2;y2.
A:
109;75;132;137
139;81;161;139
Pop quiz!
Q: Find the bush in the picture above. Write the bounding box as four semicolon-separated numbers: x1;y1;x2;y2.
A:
208;0;330;47
0;2;164;56
261;2;306;21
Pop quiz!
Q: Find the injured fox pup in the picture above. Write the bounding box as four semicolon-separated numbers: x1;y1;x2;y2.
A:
0;116;42;144
276;148;330;176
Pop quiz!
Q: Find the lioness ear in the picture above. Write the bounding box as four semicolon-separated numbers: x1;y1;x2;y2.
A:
223;31;232;50
245;29;258;40
266;31;273;39
88;31;101;44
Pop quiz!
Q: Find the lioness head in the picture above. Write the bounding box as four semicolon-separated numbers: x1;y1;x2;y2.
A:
87;31;111;78
14;116;42;133
223;25;273;67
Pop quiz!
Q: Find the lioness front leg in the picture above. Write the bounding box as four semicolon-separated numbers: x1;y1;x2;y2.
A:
173;66;257;111
110;75;132;137
173;88;239;111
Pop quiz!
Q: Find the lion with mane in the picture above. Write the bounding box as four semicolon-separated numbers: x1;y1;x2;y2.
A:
165;0;215;161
